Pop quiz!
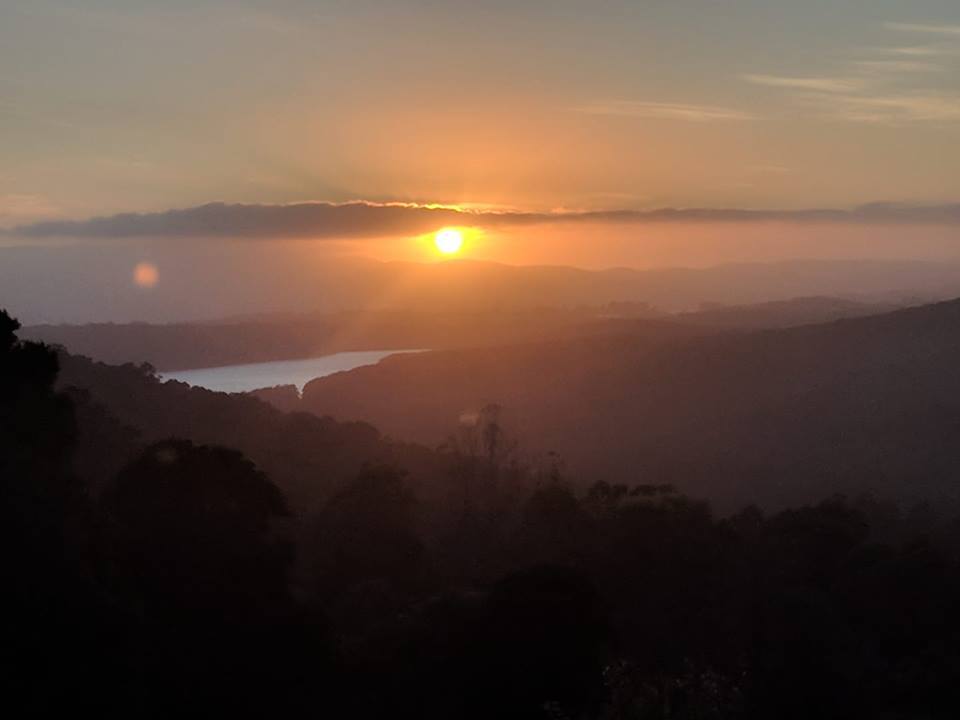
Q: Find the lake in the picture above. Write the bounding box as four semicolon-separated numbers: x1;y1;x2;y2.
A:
159;349;424;394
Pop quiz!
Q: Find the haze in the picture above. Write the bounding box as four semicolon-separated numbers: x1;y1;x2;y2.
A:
3;2;960;318
6;3;960;718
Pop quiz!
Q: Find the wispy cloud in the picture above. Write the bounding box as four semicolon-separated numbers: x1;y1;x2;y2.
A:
852;60;941;74
882;45;955;57
885;22;960;36
573;100;754;122
826;92;960;124
7;201;960;239
743;74;864;93
746;21;960;125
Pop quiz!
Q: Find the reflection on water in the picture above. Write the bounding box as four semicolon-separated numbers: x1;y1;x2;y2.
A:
159;349;424;394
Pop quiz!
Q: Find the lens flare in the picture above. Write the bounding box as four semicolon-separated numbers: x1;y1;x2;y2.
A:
133;262;159;288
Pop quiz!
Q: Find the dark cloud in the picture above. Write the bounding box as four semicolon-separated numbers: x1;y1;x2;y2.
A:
7;200;960;239
7;202;473;239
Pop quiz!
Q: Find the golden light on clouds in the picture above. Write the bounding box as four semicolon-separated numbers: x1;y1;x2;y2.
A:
434;227;464;255
133;261;159;288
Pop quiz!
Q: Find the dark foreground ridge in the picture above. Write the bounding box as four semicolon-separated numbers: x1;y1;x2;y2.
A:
4;306;960;717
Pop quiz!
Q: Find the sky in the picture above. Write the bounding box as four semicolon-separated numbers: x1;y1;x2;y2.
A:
2;1;960;282
4;0;960;217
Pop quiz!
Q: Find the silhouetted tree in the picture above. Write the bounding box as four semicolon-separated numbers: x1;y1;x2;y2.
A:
470;565;609;719
102;438;292;619
0;309;105;712
514;477;592;568
445;404;521;509
99;439;317;715
308;464;426;633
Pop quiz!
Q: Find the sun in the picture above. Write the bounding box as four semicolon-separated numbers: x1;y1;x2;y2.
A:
434;228;464;255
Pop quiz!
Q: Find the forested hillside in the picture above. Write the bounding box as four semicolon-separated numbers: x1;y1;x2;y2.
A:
302;298;960;509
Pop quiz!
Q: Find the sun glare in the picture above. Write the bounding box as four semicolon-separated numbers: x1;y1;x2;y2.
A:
434;228;464;255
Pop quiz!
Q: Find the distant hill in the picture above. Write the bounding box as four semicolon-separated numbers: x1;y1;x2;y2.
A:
672;296;901;330
301;298;960;510
7;252;955;325
24;307;662;371
23;294;898;371
362;258;947;314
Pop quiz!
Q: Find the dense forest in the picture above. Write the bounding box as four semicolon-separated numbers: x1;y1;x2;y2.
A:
4;306;960;717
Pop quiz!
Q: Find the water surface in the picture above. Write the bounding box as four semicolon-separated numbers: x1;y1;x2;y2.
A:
160;349;423;394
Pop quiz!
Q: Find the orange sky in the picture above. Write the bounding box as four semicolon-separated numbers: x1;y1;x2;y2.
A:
357;221;960;269
3;2;960;237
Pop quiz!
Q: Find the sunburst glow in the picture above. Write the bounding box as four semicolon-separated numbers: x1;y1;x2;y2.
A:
434;228;464;255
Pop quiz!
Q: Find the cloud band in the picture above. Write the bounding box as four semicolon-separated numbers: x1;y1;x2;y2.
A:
7;200;960;239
